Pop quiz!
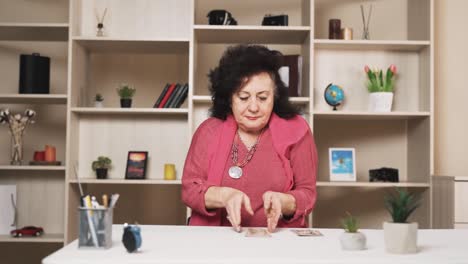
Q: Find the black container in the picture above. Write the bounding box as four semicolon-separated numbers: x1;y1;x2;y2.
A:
328;19;342;39
120;99;132;108
19;53;50;94
96;168;108;179
369;167;399;182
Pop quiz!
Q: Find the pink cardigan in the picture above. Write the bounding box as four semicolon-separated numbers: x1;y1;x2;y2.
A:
182;113;317;226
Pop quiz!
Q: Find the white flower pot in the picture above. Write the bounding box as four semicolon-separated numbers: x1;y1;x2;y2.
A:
383;222;418;254
368;92;393;112
340;231;366;250
94;101;104;108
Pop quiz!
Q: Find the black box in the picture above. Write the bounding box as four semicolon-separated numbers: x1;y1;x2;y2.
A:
19;53;50;94
262;14;288;26
369;167;399;182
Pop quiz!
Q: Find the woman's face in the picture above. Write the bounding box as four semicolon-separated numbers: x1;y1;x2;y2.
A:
231;72;275;134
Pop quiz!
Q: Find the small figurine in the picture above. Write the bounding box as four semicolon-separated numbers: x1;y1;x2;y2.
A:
122;223;142;253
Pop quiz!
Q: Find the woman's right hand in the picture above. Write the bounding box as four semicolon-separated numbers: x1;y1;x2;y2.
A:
205;186;254;232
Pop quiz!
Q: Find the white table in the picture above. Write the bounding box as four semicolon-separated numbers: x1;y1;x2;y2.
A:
43;225;468;264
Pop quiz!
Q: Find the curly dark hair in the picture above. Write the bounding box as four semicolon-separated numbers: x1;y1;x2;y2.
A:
208;44;301;120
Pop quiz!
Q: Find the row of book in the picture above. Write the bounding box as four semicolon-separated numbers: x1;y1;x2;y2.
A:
153;83;189;108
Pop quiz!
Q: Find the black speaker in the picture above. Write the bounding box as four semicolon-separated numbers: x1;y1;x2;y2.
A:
19;53;50;94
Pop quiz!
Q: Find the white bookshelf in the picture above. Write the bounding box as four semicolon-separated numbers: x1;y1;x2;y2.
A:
69;179;181;185
313;111;431;120
314;39;431;51
0;94;67;104
194;25;311;44
70;107;189;115
0;234;64;243
317;181;430;188
0;165;66;171
0;22;68;41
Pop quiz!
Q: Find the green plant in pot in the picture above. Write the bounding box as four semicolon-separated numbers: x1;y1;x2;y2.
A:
95;93;104;108
339;212;366;250
117;83;136;108
383;188;421;254
92;156;112;179
364;64;397;112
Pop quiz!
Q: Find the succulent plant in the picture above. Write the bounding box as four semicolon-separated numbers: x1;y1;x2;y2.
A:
341;212;359;233
384;188;421;223
92;156;112;171
117;84;136;99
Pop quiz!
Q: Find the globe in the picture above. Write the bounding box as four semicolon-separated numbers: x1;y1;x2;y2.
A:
324;83;344;111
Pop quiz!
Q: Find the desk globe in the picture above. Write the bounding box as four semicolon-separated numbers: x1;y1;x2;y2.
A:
324;83;344;111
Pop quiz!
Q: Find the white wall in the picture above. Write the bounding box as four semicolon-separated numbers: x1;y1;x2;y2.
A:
434;0;468;177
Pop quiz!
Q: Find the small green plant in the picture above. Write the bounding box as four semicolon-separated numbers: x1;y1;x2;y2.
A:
95;93;104;102
92;156;112;171
364;64;397;93
341;212;359;233
384;188;421;223
117;84;136;99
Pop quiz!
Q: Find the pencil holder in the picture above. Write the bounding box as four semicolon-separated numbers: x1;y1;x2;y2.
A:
78;207;113;249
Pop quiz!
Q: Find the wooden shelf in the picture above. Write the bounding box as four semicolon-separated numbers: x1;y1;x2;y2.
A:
317;181;430;188
0;233;64;243
0;94;67;104
194;25;311;44
193;95;309;104
71;107;188;115
314;40;430;52
70;178;181;185
0;165;65;171
313;111;431;120
0;22;68;41
72;37;189;53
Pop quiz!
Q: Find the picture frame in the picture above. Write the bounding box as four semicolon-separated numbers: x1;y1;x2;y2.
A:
125;151;148;180
329;148;356;181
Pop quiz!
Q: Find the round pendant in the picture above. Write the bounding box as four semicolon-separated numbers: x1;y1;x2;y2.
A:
228;166;243;179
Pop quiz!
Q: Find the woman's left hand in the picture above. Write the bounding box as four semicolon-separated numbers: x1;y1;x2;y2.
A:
262;191;283;232
262;191;296;232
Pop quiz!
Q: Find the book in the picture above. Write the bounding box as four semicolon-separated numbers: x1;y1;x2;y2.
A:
278;55;302;97
167;83;185;108
153;83;170;108
158;83;177;108
164;83;182;108
174;84;189;108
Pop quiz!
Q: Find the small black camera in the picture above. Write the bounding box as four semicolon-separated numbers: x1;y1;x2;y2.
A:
262;14;288;26
207;10;238;25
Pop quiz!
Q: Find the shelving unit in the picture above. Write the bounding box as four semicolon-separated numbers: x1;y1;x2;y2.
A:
0;234;64;243
0;94;68;104
70;107;189;115
0;1;434;262
69;179;181;185
0;165;66;171
0;1;69;263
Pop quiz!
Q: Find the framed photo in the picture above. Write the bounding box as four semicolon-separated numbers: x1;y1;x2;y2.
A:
125;151;148;180
329;148;356;181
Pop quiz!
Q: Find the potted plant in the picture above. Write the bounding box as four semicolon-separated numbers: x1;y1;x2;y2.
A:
339;212;366;250
117;83;136;108
364;64;397;112
94;93;104;108
92;156;112;179
383;188;421;254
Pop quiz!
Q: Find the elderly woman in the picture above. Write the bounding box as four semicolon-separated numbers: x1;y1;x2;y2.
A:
182;44;317;232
